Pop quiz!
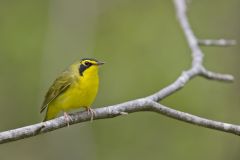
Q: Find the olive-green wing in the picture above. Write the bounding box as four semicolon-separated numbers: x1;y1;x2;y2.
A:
40;69;73;113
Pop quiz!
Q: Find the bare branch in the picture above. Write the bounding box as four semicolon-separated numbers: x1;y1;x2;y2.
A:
174;0;203;66
0;0;236;144
1;99;240;144
198;39;237;46
201;67;234;82
147;67;200;102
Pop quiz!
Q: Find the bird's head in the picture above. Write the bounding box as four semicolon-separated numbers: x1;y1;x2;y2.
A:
78;58;104;76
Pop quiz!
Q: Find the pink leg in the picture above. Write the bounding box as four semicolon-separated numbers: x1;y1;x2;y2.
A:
64;112;73;127
86;107;96;122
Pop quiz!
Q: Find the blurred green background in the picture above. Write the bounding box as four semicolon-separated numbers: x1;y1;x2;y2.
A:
0;0;239;159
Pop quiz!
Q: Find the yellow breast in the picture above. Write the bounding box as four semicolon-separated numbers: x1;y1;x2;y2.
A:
56;66;99;111
43;59;103;121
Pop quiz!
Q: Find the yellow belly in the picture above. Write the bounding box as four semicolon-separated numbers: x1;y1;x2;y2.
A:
45;74;99;120
58;79;99;110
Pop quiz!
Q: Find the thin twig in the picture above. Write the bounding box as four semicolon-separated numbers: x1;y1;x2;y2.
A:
198;39;237;46
0;0;236;144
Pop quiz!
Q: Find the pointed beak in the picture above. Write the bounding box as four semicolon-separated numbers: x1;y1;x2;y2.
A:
97;61;105;65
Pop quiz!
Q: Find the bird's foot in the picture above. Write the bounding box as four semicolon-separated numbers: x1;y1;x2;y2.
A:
64;112;73;127
86;107;96;122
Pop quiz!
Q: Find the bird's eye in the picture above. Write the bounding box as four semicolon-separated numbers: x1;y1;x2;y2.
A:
84;61;91;66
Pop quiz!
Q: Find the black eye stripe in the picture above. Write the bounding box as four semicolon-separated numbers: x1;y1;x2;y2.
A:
79;61;93;76
85;61;92;66
79;64;87;76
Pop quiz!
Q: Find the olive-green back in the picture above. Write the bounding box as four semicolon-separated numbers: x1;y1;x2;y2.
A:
40;69;74;113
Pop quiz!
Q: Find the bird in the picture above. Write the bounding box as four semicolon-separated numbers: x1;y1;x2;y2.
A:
40;58;104;123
